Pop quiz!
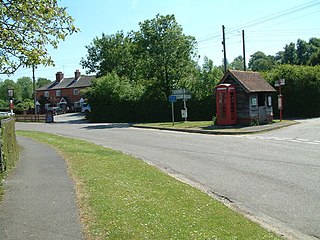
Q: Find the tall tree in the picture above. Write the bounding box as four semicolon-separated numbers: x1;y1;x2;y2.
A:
308;48;320;66
282;42;298;65
16;76;33;100
0;0;78;75
189;56;222;99
81;31;137;79
81;14;197;96
248;51;276;71
229;56;244;70
36;77;51;88
135;14;197;95
0;79;22;101
296;39;309;65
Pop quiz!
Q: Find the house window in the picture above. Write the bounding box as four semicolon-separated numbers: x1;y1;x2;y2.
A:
45;103;50;110
73;89;79;95
44;91;49;98
56;90;61;97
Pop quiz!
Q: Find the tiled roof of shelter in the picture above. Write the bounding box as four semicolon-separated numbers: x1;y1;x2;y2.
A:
221;70;276;93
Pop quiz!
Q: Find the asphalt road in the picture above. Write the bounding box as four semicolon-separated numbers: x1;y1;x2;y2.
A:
16;114;320;239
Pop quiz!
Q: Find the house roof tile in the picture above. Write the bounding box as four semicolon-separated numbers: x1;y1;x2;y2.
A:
36;75;95;91
221;70;276;93
66;76;94;88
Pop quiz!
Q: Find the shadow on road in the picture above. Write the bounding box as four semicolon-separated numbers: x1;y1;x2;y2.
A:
82;123;132;130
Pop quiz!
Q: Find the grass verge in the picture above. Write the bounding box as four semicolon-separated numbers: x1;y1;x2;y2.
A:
17;130;281;240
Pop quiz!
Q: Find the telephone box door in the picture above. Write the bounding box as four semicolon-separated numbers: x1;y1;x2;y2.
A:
216;84;237;125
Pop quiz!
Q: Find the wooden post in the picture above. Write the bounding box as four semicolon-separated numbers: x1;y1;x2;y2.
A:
242;30;246;71
222;25;227;73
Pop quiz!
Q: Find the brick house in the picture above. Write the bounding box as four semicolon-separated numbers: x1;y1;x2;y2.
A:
36;70;95;113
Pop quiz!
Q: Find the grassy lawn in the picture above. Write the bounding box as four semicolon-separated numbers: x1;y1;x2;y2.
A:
17;131;281;240
135;121;213;129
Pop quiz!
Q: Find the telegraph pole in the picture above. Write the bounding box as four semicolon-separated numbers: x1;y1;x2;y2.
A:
242;30;246;71
32;65;37;115
222;25;227;73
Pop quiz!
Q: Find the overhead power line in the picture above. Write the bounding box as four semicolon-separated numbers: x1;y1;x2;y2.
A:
196;0;320;43
229;0;320;32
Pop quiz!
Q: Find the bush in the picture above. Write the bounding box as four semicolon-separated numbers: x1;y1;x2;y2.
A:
0;118;19;198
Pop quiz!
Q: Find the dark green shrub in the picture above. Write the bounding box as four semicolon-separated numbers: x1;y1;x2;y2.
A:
0;118;19;198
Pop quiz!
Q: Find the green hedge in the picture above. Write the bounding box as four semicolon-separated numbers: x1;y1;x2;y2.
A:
264;65;320;118
0;118;19;192
86;73;216;123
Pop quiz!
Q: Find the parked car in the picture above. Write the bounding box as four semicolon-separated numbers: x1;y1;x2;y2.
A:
47;107;62;115
0;112;9;117
0;112;14;118
81;104;91;114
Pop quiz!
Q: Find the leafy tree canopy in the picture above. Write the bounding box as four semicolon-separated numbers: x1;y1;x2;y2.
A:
229;56;245;70
16;76;33;99
0;79;22;101
81;14;197;96
248;51;276;71
0;0;78;75
36;77;51;88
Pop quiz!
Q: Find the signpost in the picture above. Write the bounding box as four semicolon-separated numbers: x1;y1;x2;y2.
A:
169;89;192;124
275;79;285;121
7;88;14;116
168;95;177;126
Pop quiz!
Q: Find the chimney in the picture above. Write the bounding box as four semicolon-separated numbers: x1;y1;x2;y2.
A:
75;69;81;80
55;72;64;82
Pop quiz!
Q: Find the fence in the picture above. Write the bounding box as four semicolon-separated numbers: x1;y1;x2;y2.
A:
15;114;47;122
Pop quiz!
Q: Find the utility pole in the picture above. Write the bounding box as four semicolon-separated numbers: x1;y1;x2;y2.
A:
222;25;227;73
242;30;246;71
32;65;37;116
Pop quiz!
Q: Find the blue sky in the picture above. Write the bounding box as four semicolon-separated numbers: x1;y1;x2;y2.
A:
8;0;320;80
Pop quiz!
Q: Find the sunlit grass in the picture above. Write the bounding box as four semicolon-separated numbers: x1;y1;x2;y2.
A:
17;130;281;240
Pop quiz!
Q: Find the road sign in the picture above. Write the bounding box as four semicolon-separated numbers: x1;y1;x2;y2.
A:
275;79;285;87
181;109;187;119
173;94;192;100
172;89;191;95
168;95;177;103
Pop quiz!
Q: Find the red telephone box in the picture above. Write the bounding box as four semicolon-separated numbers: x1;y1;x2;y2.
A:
216;84;237;125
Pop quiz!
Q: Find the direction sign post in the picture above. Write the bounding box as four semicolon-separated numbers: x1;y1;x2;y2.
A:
171;101;175;126
275;79;285;122
171;89;191;122
168;95;177;126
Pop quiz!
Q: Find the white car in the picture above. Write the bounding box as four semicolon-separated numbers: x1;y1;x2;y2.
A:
0;112;14;117
81;104;91;114
0;112;9;117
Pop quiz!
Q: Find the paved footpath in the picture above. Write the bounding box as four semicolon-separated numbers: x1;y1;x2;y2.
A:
0;136;84;240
